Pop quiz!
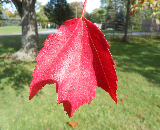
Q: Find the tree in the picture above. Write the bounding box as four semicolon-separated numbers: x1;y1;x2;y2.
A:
124;0;131;42
129;8;146;30
124;0;160;42
130;0;160;18
104;0;115;23
3;9;12;18
100;0;126;29
36;2;48;29
0;3;3;24
0;3;10;26
114;10;125;31
44;0;74;27
90;8;101;23
12;10;20;18
1;10;10;26
100;0;131;40
69;1;83;18
1;0;39;61
69;2;90;20
84;11;91;21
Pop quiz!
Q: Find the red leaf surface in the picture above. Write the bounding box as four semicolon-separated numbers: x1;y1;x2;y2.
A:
29;0;118;117
138;114;141;118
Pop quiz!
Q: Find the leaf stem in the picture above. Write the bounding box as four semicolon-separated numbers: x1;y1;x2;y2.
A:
81;0;87;18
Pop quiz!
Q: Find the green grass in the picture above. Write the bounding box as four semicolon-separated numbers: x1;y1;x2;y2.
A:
128;29;142;32
1;26;158;35
101;30;125;33
101;29;159;33
0;35;160;130
0;26;48;35
101;29;141;33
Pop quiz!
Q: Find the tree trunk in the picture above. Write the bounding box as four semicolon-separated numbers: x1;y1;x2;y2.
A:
40;22;42;29
124;0;130;42
11;0;39;61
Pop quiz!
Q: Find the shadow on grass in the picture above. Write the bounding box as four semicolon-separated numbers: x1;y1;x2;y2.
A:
0;36;21;56
0;35;48;96
0;61;31;95
0;35;48;56
108;35;160;86
0;59;44;96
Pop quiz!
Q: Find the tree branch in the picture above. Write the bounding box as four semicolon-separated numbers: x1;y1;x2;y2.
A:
11;0;22;17
33;0;36;5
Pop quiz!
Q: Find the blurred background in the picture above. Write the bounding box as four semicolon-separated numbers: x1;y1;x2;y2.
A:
0;0;159;36
0;1;160;130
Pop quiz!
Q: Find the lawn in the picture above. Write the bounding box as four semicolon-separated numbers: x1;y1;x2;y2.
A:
101;29;125;33
0;26;48;35
101;29;140;34
101;29;159;34
0;35;160;130
0;26;158;35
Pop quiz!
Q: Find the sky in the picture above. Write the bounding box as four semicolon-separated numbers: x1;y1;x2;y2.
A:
38;0;101;13
3;0;101;14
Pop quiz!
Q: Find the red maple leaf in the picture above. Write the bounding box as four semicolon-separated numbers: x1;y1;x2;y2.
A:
29;0;118;117
138;114;141;117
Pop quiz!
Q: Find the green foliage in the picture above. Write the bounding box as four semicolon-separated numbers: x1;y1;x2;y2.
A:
36;2;48;29
90;8;101;23
0;9;21;26
98;9;106;23
100;0;127;29
0;3;2;13
84;12;91;21
0;3;2;24
131;0;160;18
44;0;74;26
129;9;145;30
90;8;105;23
69;1;83;18
114;10;125;31
11;11;20;18
0;9;10;26
3;10;12;18
0;3;21;26
102;0;116;23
